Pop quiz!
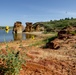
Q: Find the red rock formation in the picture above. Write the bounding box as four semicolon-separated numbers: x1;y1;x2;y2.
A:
24;23;45;32
58;30;70;39
35;25;40;31
57;25;76;39
13;21;23;33
46;40;60;49
25;22;33;32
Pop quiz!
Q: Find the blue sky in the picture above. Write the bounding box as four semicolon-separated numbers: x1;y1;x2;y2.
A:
0;0;76;26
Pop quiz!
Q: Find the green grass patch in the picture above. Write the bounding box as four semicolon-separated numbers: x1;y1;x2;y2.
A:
29;33;58;47
29;40;45;46
70;31;76;35
43;33;58;43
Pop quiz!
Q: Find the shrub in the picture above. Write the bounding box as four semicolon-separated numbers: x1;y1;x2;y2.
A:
0;45;26;75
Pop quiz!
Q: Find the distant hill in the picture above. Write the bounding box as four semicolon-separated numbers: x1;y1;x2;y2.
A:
33;17;76;32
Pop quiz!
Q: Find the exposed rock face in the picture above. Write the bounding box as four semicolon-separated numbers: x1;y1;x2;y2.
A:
58;26;76;39
46;39;60;49
24;22;45;32
62;25;76;32
34;24;45;31
13;21;23;33
58;30;70;39
35;25;40;31
45;26;76;49
25;22;33;32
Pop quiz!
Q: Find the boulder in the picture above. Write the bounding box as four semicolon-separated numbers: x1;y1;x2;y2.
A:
46;40;60;49
24;22;45;32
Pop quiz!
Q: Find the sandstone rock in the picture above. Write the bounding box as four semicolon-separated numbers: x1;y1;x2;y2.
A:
34;24;45;31
25;22;33;32
40;27;45;31
24;22;45;32
13;21;23;33
62;25;76;32
35;25;40;31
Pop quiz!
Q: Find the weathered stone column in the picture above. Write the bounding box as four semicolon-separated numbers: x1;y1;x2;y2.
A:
13;21;23;34
25;22;33;32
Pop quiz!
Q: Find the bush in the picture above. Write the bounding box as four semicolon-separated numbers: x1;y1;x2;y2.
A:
0;45;26;75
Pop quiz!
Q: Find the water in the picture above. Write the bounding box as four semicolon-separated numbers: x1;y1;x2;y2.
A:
0;30;34;42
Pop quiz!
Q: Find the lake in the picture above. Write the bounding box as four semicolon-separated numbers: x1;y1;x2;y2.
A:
0;30;34;42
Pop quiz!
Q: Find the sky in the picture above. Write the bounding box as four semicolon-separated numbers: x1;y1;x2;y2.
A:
0;0;76;26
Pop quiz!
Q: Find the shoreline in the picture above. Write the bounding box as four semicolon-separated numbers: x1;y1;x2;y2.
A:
23;31;43;35
0;31;56;43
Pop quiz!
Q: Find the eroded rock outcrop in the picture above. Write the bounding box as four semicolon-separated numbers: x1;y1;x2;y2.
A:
34;24;45;31
46;39;60;49
25;22;33;32
13;21;23;33
45;26;76;49
62;25;76;32
24;22;45;32
58;30;70;39
35;25;40;31
58;25;76;39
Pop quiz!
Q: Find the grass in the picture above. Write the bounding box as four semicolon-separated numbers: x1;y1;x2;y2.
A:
70;31;76;35
29;40;45;47
28;33;58;47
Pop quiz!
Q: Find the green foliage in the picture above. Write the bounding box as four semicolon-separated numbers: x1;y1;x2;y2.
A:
33;17;76;32
0;46;26;75
44;34;58;43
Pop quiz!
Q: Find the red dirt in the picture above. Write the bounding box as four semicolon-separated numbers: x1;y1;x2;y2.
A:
0;35;76;75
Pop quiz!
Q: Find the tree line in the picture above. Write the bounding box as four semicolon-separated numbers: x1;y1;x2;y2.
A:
33;17;76;32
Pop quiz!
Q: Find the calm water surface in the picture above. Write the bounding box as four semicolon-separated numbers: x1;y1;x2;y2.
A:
0;30;34;42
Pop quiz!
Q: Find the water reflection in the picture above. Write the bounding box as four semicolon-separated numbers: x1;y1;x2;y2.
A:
0;30;37;42
25;34;34;39
13;33;36;41
13;33;22;41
